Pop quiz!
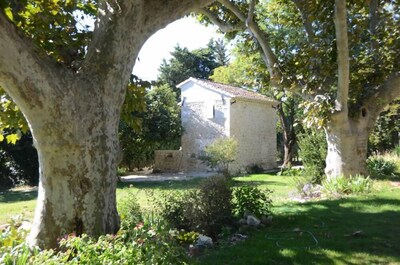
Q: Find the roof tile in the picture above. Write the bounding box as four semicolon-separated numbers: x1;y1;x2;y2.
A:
190;78;276;103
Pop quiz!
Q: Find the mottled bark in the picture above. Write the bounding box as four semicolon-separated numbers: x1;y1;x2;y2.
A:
325;113;369;178
0;0;214;249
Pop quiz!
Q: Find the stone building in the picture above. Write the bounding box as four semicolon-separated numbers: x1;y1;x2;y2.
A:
154;77;277;173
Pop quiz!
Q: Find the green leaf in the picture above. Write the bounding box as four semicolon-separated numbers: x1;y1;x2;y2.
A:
4;7;14;21
6;133;19;144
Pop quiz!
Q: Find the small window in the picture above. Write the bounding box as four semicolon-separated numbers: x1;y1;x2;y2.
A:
205;103;215;119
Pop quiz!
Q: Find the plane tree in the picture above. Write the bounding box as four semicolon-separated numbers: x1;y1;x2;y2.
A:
0;0;213;248
199;0;400;177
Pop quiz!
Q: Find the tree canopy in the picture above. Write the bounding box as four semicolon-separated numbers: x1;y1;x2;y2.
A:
200;0;400;177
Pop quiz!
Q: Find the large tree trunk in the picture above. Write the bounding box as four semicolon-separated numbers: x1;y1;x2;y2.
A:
325;113;369;178
25;82;122;248
0;0;214;249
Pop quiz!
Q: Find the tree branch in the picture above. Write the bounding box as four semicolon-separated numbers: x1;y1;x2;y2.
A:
0;10;71;112
292;0;315;44
334;0;350;114
217;0;282;85
369;0;380;61
200;8;244;33
83;0;214;99
246;0;256;28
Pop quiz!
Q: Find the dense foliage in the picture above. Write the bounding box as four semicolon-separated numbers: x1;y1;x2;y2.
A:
119;84;181;170
297;130;327;183
232;185;272;218
157;40;228;99
369;99;400;153
200;137;238;176
0;133;38;189
322;175;373;197
367;155;397;179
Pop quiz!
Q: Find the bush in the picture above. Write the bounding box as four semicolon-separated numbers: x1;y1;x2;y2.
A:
1;216;189;264
298;130;327;184
322;175;373;197
158;191;187;230
159;176;234;239
393;145;400;157
367;155;397;179
200;138;238;177
232;185;272;218
183;176;234;239
118;191;143;229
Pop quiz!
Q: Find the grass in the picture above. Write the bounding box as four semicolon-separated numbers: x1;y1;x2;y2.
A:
198;187;400;264
1;174;400;264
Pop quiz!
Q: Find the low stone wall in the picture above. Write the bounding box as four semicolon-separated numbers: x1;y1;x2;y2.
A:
154;150;182;172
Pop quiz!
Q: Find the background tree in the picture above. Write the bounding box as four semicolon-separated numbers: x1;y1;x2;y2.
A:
0;0;213;248
157;39;228;97
119;84;182;171
369;99;400;152
211;46;301;167
200;0;400;178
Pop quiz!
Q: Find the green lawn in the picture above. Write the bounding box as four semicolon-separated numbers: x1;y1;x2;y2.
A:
1;174;400;264
198;177;400;265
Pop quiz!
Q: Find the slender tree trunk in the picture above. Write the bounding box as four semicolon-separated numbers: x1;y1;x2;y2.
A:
325;114;369;178
283;138;295;167
277;102;296;168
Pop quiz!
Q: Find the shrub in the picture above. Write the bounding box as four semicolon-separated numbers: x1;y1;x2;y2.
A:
245;164;264;174
183;176;234;239
232;185;272;218
2;216;189;265
298;130;327;184
159;176;234;239
200;138;238;177
158;191;188;230
0;215;39;265
278;167;303;177
393;145;400;157
118;191;143;229
367;155;397;179
322;175;373;197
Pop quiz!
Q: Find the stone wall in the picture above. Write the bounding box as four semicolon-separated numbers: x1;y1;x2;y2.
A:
230;98;277;172
154;150;182;172
180;100;230;172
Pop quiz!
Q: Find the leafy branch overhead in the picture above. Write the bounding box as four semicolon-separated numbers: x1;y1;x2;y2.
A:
199;0;400;126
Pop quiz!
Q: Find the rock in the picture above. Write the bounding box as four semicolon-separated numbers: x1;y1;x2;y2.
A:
247;215;261;227
18;221;32;232
302;183;313;194
196;235;213;248
229;233;247;245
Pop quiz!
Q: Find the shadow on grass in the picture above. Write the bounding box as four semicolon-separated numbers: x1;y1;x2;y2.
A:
198;196;400;265
117;177;205;191
0;190;38;203
369;173;400;181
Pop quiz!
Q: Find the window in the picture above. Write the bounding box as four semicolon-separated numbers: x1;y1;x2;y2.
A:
205;103;215;119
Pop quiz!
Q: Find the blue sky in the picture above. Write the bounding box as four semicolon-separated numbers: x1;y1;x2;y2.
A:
132;16;222;81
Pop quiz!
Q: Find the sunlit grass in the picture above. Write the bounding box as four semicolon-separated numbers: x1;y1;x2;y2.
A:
1;173;400;264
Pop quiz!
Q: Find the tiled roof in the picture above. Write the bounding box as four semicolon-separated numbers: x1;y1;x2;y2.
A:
183;78;276;104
